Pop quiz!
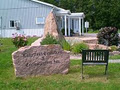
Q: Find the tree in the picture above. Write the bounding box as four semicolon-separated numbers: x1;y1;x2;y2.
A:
39;0;120;30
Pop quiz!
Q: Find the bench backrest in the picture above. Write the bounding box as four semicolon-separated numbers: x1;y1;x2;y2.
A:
82;50;109;63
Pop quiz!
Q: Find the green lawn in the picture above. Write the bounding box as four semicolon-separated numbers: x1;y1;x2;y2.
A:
87;29;120;33
87;30;99;33
110;55;120;60
0;38;120;90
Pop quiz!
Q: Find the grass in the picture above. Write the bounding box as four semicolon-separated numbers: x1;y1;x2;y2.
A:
110;55;120;60
87;30;99;33
118;29;120;33
0;38;120;89
87;29;120;33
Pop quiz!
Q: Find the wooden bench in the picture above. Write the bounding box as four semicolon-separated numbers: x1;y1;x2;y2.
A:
82;50;109;79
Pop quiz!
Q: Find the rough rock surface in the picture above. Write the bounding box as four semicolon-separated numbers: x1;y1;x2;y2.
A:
83;39;98;44
12;45;70;77
88;44;109;49
44;12;64;40
109;51;120;56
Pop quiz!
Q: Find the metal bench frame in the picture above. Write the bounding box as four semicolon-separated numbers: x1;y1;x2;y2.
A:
82;50;109;79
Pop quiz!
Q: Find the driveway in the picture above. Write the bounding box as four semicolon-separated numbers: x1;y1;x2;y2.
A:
84;33;97;37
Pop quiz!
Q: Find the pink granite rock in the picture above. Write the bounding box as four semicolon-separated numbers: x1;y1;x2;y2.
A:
12;45;70;77
88;44;108;49
110;51;120;56
44;12;64;40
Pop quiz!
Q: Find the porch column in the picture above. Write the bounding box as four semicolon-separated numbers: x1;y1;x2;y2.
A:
64;15;67;36
68;17;70;36
82;18;84;35
79;17;81;36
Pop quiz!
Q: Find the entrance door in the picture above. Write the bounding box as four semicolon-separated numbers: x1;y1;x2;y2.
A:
74;19;79;33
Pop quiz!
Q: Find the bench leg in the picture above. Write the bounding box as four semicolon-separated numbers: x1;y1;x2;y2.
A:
81;64;83;79
105;64;108;75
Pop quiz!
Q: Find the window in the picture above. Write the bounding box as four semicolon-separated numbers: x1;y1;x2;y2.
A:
10;20;15;28
36;17;45;24
9;20;20;28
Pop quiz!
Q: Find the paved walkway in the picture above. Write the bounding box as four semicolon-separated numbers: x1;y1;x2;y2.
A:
31;35;120;63
84;33;120;37
31;38;43;46
109;60;120;63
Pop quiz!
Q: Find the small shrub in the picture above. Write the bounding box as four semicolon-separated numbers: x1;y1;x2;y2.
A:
117;48;120;52
71;42;89;54
110;45;117;52
97;27;120;46
41;34;71;51
12;33;28;48
41;34;59;45
60;40;71;51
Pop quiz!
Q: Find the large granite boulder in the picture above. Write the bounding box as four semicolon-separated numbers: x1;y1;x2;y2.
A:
87;44;109;49
44;12;65;41
12;45;70;77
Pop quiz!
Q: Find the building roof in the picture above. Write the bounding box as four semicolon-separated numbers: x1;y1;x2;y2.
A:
31;0;56;8
31;0;70;14
31;0;85;18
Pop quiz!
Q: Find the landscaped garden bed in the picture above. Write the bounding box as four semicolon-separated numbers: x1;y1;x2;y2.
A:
0;27;120;89
0;38;120;89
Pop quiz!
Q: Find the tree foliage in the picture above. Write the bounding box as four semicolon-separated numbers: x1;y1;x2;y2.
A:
39;0;120;30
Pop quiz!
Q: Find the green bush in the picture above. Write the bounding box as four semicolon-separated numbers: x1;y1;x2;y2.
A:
97;27;120;46
60;40;71;51
110;45;117;52
12;33;28;48
117;48;120;52
41;34;71;51
41;34;59;45
71;42;89;54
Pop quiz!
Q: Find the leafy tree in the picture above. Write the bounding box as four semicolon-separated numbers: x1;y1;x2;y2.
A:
39;0;120;30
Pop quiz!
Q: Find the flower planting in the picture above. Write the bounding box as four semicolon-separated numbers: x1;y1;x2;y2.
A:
12;33;28;48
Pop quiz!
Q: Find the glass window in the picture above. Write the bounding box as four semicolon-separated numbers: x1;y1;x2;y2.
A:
10;20;15;28
36;17;45;24
9;20;20;28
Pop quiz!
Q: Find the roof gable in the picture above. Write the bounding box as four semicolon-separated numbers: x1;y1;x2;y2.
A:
31;0;57;8
31;0;71;14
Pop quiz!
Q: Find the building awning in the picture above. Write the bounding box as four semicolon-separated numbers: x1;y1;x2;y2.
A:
55;10;71;16
68;13;85;18
56;10;85;19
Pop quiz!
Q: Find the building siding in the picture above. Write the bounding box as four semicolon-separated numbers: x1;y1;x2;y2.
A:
0;0;53;37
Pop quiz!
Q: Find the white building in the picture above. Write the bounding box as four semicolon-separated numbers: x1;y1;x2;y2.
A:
0;0;85;37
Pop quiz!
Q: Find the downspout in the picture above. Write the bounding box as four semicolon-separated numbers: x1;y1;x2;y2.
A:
0;17;2;37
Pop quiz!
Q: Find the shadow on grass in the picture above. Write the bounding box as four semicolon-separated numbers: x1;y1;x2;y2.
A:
69;61;120;81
